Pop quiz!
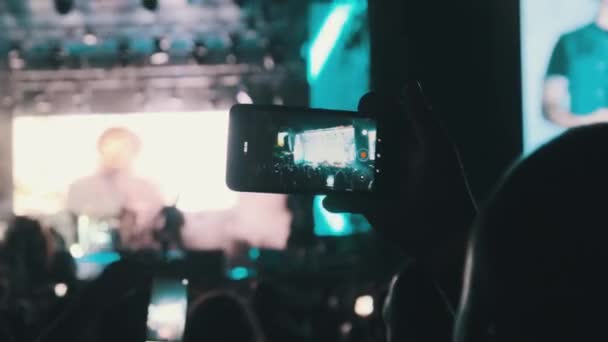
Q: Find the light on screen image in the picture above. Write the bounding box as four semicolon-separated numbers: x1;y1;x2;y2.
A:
270;118;377;192
293;126;356;165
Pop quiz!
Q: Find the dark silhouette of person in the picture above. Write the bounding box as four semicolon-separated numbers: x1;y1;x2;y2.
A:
333;171;347;191
455;123;608;342
325;84;477;342
153;206;186;255
37;258;153;342
3;217;50;300
2;217;75;342
383;263;456;342
184;291;265;342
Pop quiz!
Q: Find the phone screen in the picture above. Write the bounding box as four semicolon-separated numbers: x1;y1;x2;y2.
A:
146;278;188;342
227;105;379;194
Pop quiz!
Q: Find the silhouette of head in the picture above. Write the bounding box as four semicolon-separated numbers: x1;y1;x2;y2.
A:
184;291;263;342
456;124;608;341
383;267;454;342
97;127;141;171
154;206;185;250
3;217;50;296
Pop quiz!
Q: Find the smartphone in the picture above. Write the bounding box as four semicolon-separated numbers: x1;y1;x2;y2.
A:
145;278;188;342
227;104;381;194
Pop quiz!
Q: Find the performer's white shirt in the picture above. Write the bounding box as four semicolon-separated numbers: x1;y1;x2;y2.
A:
65;170;291;252
66;169;165;230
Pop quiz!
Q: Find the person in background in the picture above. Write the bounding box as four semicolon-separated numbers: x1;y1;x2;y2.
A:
152;206;186;256
543;0;608;127
3;217;54;301
2;217;75;342
184;291;265;342
66;127;165;249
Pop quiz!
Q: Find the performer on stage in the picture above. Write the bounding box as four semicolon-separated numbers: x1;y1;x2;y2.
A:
66;127;165;249
543;0;608;127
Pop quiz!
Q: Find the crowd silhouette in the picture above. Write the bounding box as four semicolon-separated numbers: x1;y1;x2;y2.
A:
0;85;604;342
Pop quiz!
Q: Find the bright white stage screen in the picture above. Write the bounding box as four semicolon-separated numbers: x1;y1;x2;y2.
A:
294;126;355;166
13;111;291;251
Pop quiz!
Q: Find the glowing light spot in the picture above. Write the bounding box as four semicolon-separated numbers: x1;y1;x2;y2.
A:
354;295;374;317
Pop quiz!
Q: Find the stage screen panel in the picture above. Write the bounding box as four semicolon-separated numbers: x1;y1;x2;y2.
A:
12;112;291;252
521;0;602;152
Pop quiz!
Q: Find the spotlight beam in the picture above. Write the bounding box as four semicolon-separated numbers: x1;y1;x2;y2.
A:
308;3;355;82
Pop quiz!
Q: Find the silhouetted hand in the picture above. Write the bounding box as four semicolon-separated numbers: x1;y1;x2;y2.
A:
324;82;477;253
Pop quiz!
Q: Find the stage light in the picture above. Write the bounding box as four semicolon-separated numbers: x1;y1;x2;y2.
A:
54;0;74;15
181;279;189;285
150;51;169;65
228;266;250;280
69;244;84;258
150;37;170;65
263;54;275;70
77;251;121;265
236;90;253;104
54;283;68;297
83;30;98;46
248;248;260;260
354;295;374;317
157;37;171;51
308;3;355;82
142;0;158;11
361;129;368;136
8;43;25;70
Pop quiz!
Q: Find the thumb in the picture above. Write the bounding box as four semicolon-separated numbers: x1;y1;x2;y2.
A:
401;81;446;142
323;193;371;214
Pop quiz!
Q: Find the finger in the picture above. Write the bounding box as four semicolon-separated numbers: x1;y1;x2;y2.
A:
357;92;380;116
401;81;448;144
403;80;433;113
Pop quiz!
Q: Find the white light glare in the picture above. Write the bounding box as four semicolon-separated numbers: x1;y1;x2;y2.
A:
9;53;25;70
83;33;98;46
354;295;374;317
236;90;253;104
150;52;169;65
54;283;68;297
69;244;84;258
